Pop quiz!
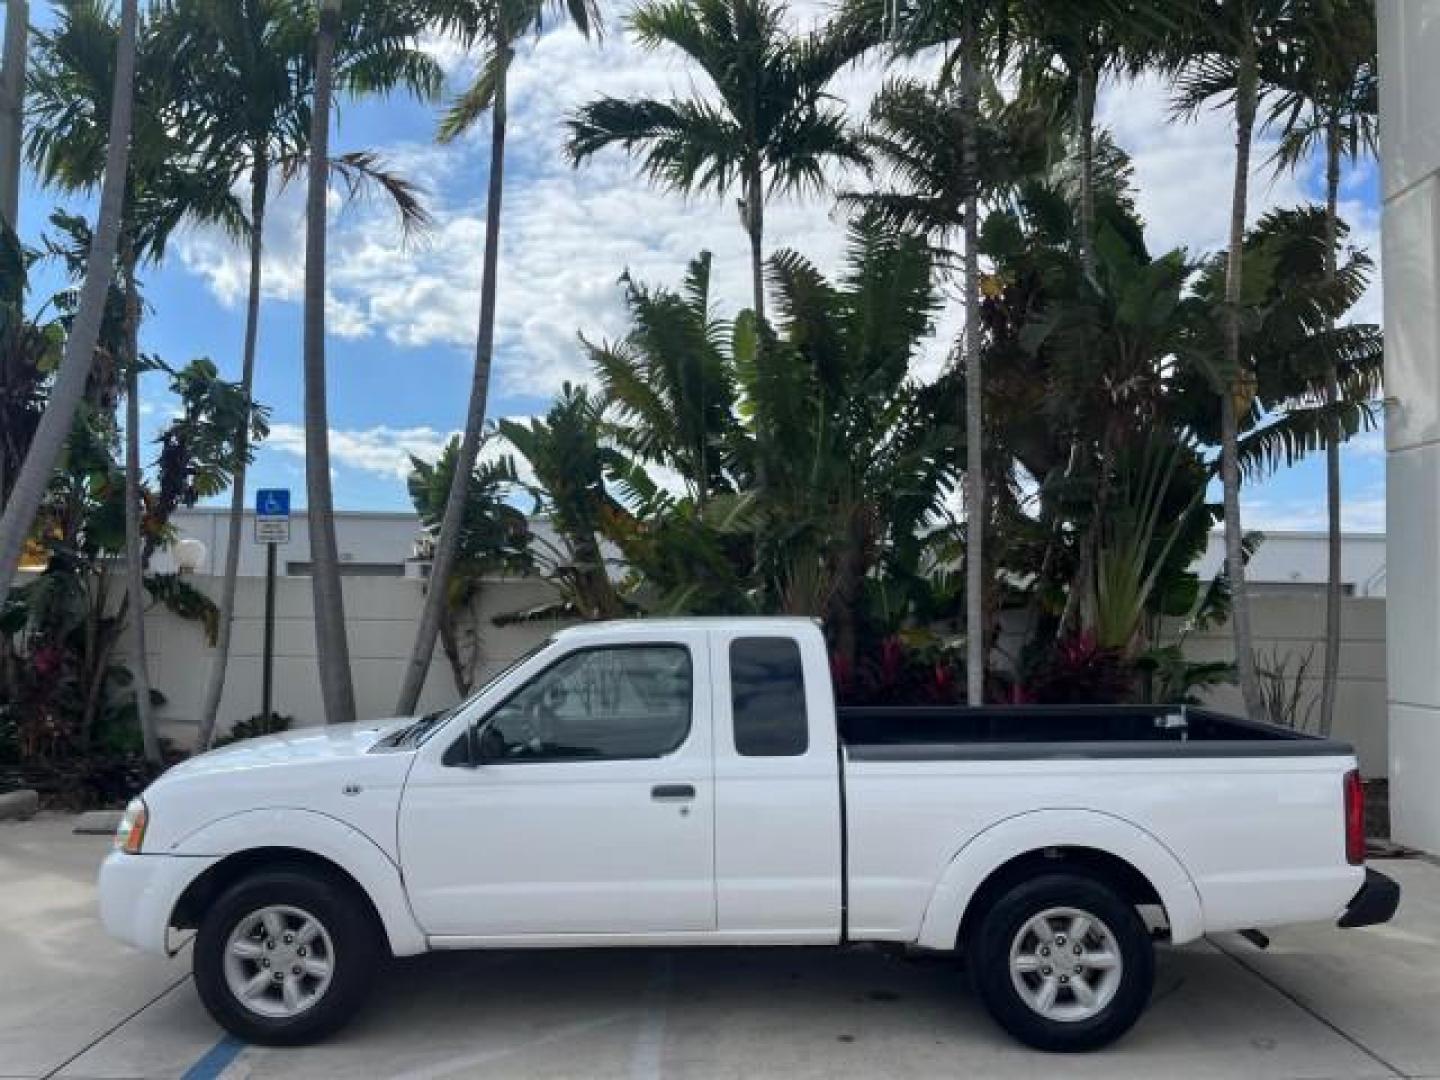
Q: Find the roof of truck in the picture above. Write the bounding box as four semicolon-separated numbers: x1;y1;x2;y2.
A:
553;616;822;641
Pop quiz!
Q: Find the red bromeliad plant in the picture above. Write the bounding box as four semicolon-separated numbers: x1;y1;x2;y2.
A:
832;634;965;706
1014;632;1134;705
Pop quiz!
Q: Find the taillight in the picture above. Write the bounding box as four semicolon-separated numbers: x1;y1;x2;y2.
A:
1343;769;1365;866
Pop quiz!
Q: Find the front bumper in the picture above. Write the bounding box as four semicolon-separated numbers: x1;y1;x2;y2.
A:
1338;867;1402;929
99;850;220;954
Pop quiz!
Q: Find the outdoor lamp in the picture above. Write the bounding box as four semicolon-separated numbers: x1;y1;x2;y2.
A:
174;537;207;575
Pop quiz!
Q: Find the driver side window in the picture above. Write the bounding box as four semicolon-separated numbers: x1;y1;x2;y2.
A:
477;645;692;762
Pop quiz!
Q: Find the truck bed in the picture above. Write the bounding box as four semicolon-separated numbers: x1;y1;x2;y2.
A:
838;704;1352;760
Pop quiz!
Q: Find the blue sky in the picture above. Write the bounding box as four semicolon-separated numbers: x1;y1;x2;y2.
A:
17;2;1387;532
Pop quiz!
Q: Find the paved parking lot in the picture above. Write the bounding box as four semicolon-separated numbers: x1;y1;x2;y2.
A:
3;814;1439;1080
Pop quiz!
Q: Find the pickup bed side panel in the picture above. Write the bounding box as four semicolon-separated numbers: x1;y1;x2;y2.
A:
843;755;1361;945
170;808;429;956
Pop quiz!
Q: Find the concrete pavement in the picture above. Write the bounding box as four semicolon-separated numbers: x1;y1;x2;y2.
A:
2;814;1437;1079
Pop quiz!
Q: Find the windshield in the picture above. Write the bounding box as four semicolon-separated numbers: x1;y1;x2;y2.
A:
406;637;555;748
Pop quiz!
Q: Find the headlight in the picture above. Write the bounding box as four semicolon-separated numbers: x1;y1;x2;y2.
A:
115;798;148;854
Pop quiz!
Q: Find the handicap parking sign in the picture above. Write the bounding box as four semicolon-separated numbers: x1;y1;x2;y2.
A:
256;489;290;518
255;488;291;544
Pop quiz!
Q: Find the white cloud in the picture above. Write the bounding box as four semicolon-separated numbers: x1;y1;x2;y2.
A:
264;420;549;494
1242;493;1386;534
266;422;458;480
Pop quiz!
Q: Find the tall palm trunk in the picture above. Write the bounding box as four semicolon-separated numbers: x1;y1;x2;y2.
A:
742;154;769;496
195;148;269;749
120;240;160;765
1319;115;1342;736
1076;55;1096;280
961;19;984;706
0;0;27;233
396;41;512;716
1221;23;1264;721
744;158;766;326
0;0;26;514
438;606;473;698
303;0;355;726
0;0;137;596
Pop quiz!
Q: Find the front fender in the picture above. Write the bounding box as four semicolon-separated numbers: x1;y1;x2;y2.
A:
172;808;428;957
914;809;1205;949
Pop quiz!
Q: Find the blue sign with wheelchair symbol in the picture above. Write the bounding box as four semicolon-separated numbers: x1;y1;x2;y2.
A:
256;489;290;518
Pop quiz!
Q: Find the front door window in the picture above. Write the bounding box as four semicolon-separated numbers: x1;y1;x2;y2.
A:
478;645;693;762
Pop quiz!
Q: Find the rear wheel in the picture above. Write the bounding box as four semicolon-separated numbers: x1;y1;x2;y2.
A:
193;867;379;1045
967;872;1154;1051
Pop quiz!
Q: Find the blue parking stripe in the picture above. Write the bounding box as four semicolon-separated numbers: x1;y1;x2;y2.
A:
181;1034;246;1080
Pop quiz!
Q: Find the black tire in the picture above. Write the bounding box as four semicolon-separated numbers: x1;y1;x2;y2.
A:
966;872;1154;1052
193;866;380;1046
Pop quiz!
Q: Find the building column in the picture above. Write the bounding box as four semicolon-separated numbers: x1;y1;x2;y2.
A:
1381;3;1440;852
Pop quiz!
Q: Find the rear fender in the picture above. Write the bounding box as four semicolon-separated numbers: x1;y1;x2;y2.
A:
915;809;1205;949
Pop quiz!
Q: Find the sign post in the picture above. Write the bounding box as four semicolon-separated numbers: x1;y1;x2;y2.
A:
254;489;291;720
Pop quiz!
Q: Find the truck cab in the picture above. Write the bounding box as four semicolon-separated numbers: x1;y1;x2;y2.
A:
397;618;843;944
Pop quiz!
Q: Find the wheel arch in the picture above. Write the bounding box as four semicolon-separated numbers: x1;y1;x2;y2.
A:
168;810;428;957
915;809;1205;950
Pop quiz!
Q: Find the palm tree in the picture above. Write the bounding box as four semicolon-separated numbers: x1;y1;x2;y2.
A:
295;0;439;727
1008;0;1148;277
849;0;1019;703
26;0;247;763
1168;0;1288;721
178;0;311;749
848;69;1049;693
0;0;137;602
407;435;532;695
1226;209;1383;488
565;0;868;328
0;0;27;232
586;250;740;506
177;0;441;748
395;0;602;717
301;0;354;726
1265;0;1377;736
499;385;631;622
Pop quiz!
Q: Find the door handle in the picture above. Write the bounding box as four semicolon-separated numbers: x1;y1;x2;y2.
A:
651;784;695;801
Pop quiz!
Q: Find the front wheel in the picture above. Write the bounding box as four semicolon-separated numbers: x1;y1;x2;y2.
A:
967;872;1154;1051
193;867;379;1045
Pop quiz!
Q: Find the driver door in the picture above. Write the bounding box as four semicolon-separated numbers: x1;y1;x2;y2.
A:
398;631;716;939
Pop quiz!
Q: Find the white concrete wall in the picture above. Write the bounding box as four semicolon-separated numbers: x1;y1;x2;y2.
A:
155;510;585;581
1184;597;1388;777
132;578;1387;775
134;574;563;744
152;510;425;578
1380;2;1440;851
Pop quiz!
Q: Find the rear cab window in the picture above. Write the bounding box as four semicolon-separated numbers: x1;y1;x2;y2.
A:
730;636;809;757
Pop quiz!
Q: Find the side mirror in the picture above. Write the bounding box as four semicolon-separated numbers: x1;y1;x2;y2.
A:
441;724;482;769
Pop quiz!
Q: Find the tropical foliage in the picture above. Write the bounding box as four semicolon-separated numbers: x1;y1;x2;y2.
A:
0;0;1385;782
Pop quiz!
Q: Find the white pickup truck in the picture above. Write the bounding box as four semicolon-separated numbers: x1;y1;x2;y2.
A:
99;617;1399;1051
